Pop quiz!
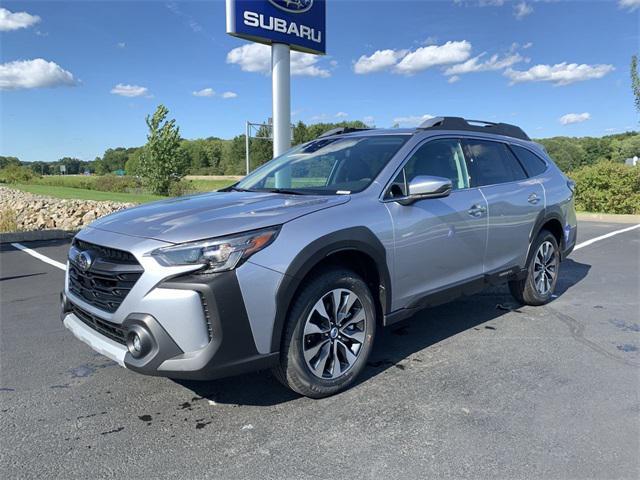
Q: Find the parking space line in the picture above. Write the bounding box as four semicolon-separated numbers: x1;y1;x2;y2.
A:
574;224;640;251
10;243;66;271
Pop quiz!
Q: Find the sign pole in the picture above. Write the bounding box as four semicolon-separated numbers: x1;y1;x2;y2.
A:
271;42;291;158
245;120;250;174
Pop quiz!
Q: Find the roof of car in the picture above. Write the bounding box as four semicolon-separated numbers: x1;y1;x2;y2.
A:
321;117;532;142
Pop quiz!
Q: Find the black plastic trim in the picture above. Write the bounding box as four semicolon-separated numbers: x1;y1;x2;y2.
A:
418;116;531;141
528;207;567;260
154;270;277;380
123;313;183;372
270;226;391;352
383;266;525;327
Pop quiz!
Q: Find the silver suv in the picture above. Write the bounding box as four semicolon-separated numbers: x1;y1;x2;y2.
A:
61;117;577;398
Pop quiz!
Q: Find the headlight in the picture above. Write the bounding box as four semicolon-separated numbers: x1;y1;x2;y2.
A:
148;226;280;273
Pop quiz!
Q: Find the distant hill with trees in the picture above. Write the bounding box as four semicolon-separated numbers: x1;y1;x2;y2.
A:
3;121;638;177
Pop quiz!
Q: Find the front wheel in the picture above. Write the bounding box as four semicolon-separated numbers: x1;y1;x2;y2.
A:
274;269;376;398
509;229;560;306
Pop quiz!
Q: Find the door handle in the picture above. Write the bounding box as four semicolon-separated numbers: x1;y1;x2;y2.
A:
468;204;486;217
528;193;540;205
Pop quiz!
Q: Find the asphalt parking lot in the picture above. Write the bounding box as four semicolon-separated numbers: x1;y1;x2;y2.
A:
1;220;638;479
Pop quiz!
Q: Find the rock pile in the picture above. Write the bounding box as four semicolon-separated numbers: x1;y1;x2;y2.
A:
0;186;135;232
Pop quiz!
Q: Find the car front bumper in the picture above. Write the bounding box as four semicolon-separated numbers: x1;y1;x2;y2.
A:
62;269;279;380
62;227;280;380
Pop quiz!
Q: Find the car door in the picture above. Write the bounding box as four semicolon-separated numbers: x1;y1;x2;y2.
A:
384;137;488;310
462;138;545;274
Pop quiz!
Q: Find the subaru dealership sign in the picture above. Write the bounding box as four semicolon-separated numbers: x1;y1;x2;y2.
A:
226;0;326;54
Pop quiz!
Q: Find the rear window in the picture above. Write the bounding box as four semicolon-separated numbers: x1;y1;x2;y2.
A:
463;140;528;187
511;145;548;177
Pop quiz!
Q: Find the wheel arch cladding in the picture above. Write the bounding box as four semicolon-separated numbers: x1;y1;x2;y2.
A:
528;209;565;265
270;226;391;352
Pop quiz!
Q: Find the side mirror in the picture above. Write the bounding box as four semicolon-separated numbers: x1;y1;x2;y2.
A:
397;175;452;205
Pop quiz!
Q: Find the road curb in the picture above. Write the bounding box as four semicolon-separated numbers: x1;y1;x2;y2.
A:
576;213;640;224
0;229;77;244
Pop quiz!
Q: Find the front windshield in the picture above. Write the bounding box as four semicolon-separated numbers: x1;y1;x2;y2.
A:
235;135;409;195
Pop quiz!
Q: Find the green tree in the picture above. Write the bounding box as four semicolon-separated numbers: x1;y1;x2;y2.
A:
125;149;144;175
28;161;50;175
139;105;187;195
222;135;247;175
632;55;640;114
0;156;20;169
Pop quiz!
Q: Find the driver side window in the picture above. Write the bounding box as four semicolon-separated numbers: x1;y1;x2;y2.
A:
387;139;469;198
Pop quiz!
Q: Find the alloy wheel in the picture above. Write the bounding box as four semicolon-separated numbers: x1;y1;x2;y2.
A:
302;288;367;379
533;240;557;295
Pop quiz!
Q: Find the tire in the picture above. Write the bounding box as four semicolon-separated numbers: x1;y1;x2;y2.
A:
273;268;376;398
509;229;560;306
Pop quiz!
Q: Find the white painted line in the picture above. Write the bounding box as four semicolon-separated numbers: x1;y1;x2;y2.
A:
574;224;640;251
7;224;638;273
10;242;66;271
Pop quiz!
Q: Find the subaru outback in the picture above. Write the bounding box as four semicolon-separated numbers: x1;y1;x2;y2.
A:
61;116;577;398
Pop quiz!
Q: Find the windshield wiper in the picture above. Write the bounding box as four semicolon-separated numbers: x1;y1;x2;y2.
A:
262;188;306;195
224;186;254;192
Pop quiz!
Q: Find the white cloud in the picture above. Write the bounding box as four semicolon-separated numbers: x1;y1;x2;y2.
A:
395;41;472;75
0;7;40;32
619;0;640;11
353;49;408;74
0;59;76;90
117;42;126;49
392;114;435;127
559;112;591;125
514;1;533;19
354;41;471;76
505;62;614;86
363;116;375;126
522;42;533;49
454;0;505;6
193;87;214;97
227;43;330;77
310;113;329;122
445;52;524;76
448;75;461;83
335;112;349;118
291;53;331;77
221;91;238;99
110;83;149;97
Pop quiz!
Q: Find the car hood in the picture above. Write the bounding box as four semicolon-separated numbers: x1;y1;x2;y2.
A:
89;191;350;244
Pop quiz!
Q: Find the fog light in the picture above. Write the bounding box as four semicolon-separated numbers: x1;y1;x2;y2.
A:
126;327;152;359
132;334;142;353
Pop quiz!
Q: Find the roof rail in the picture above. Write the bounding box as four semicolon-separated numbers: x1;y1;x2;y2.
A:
417;116;530;141
317;127;372;138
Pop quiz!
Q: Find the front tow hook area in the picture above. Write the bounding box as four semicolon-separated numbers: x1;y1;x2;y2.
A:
60;291;72;321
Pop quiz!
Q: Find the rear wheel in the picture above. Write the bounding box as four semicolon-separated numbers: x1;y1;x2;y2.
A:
509;230;560;306
274;269;376;398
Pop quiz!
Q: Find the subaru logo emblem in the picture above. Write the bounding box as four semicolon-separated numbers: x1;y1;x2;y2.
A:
76;251;93;272
268;0;313;14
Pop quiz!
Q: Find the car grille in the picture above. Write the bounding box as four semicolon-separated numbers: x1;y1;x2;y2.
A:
68;239;143;313
71;304;127;346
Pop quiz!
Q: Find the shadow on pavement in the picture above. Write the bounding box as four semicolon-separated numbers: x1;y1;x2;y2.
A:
177;259;591;406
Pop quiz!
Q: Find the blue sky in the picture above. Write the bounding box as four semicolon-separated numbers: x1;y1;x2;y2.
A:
1;0;638;162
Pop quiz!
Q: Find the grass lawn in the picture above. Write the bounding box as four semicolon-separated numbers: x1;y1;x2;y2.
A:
10;177;235;203
186;179;235;192
12;184;165;203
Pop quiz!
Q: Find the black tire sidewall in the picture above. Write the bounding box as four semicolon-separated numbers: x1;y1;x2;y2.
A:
525;231;560;304
282;270;376;397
